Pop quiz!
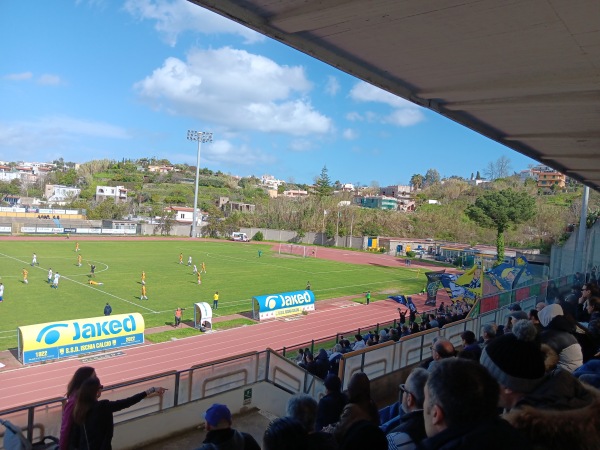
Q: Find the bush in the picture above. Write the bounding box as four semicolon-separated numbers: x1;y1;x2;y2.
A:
253;231;264;241
406;250;416;257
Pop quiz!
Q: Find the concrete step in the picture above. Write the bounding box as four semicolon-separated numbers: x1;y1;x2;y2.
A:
141;407;275;450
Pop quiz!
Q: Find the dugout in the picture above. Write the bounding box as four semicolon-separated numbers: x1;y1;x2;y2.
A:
193;302;213;330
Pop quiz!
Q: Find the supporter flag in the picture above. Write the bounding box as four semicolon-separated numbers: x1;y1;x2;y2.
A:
439;263;483;305
424;270;446;306
407;296;418;312
486;255;532;294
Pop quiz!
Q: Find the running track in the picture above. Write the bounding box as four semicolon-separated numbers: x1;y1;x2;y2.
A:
0;238;449;410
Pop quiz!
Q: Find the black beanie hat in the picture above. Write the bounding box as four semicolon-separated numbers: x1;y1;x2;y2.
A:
480;320;545;393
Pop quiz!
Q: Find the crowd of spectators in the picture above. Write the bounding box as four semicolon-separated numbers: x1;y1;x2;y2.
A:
294;301;473;379
58;274;600;449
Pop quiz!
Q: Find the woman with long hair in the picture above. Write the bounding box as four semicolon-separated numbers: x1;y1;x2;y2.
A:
60;366;96;450
70;377;166;450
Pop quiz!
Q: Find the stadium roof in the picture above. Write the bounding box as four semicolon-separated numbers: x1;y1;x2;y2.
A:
190;0;600;190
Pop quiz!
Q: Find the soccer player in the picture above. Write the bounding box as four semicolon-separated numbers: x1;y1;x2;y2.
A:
141;271;146;285
75;242;80;252
179;253;183;264
197;272;202;285
201;262;206;274
193;264;198;274
187;256;192;266
22;268;28;284
89;263;96;278
77;254;82;267
141;284;148;300
213;291;219;309
47;268;53;284
31;253;37;266
0;282;4;302
52;272;60;289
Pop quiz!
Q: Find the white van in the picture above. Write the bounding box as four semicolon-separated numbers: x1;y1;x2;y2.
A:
231;232;249;242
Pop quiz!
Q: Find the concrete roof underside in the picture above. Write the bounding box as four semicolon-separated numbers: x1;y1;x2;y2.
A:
190;0;600;189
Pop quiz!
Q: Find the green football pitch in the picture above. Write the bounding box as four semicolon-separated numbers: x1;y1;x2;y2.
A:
0;239;425;351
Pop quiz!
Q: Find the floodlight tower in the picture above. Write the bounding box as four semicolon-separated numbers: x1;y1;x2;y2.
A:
186;130;213;238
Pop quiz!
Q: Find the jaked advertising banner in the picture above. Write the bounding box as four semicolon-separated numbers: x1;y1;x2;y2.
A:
254;290;315;320
18;313;145;364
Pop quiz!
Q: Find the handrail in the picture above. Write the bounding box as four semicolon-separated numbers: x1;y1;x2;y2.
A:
0;271;581;446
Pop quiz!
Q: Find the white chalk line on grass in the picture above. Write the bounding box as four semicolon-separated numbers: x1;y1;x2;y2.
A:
0;252;156;314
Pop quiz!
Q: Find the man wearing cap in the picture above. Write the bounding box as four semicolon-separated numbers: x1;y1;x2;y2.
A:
480;319;600;448
196;403;260;450
316;374;348;431
538;303;583;372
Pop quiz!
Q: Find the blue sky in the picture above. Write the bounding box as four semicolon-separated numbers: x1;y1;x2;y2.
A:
1;0;538;186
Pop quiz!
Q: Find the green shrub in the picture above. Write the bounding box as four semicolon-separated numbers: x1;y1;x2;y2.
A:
406;250;416;257
253;231;264;241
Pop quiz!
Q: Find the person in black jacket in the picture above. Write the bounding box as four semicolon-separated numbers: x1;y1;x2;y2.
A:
70;377;166;450
316;374;348;431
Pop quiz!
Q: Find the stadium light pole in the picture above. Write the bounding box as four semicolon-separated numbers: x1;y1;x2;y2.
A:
187;130;213;238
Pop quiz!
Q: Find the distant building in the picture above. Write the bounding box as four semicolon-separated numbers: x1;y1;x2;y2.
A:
341;183;355;192
283;189;309;198
165;206;204;224
467;178;490;186
260;174;285;190
148;165;175;173
519;165;566;190
96;185;128;203
44;184;81;203
353;195;398;210
217;197;255;215
380;184;411;197
427;199;440;205
3;194;20;206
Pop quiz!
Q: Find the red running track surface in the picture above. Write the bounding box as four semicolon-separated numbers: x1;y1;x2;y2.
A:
0;296;426;410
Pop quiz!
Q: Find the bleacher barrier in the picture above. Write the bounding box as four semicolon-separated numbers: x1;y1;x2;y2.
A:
0;274;573;448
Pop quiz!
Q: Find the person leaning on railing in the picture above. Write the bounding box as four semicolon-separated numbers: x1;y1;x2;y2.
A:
69;377;166;450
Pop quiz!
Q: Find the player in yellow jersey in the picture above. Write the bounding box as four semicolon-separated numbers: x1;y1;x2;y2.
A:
77;254;82;267
141;271;146;285
201;262;206;274
197;272;202;285
141;284;148;300
22;268;28;284
75;242;80;252
179;253;183;264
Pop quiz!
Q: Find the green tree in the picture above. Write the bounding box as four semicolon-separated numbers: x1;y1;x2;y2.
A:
410;174;424;190
314;166;333;198
466;189;536;263
423;169;440;187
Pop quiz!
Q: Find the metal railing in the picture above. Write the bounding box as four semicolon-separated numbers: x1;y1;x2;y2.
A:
1;272;576;448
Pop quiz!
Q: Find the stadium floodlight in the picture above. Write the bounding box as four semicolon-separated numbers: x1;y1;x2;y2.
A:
186;130;213;238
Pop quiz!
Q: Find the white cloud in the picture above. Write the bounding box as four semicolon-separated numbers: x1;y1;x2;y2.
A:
4;72;33;81
37;74;62;86
384;109;425;127
134;47;333;136
325;76;340;96
342;128;358;140
0;116;130;158
346;111;363;122
124;0;264;46
172;139;274;166
349;81;425;127
288;139;314;152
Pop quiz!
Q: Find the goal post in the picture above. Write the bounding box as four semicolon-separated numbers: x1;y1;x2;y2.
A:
278;244;317;258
